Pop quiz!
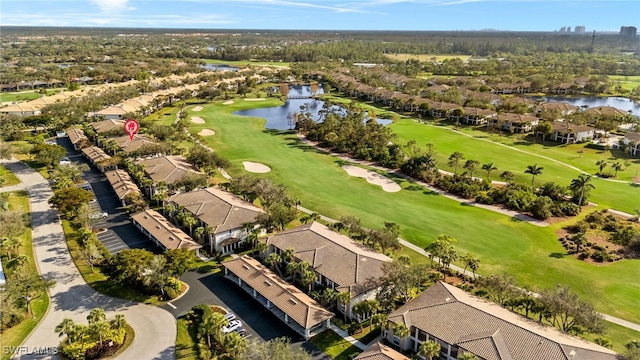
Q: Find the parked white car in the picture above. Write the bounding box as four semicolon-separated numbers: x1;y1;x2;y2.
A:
222;320;243;334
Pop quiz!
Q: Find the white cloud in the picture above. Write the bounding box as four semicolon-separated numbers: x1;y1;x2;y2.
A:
90;0;135;12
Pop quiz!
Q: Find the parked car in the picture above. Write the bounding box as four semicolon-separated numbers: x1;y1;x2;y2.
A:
59;157;72;165
222;320;243;334
89;212;108;219
224;313;236;322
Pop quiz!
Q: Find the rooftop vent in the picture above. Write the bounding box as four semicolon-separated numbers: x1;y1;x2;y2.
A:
264;280;271;286
289;298;298;305
243;264;250;270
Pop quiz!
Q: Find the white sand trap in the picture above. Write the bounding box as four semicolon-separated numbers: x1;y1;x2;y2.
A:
243;161;271;173
192;106;203;112
223;100;234;105
245;98;266;101
343;165;401;193
190;116;205;124
198;129;216;136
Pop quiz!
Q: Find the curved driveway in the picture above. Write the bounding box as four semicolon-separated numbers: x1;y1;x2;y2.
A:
2;157;175;360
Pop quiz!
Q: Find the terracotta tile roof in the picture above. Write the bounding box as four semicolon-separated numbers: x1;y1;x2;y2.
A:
538;102;578;113
137;155;202;185
354;343;409;360
223;255;333;329
492;113;539;124
131;209;201;251
168;187;263;233
113;134;157;153
105;169;142;200
66;126;88;145
585;106;628;117
91;119;125;134
550;121;595;135
388;282;617;360
81;146;111;163
265;222;391;296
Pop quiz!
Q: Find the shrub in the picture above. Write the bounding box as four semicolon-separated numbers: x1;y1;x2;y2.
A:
558;201;580;216
567;220;589;234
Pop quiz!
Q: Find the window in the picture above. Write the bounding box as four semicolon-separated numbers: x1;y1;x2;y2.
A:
393;336;400;346
418;330;427;341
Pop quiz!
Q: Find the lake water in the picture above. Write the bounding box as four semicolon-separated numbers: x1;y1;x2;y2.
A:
533;96;640;116
199;64;240;72
234;85;392;130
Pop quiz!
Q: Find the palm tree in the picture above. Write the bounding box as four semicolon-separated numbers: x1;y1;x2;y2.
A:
301;269;317;293
56;318;76;344
500;170;515;184
110;314;127;332
87;308;106;325
264;252;281;270
458;353;479;360
194;227;205;243
612;161;623;177
525;163;544;189
254;241;267;258
337;291;351;322
418;340;441;360
596;160;608;175
371;313;388;336
181;213;198;236
463;159;480;178
569;174;594;206
448;151;465;176
91;321;110;345
393;323;410;351
482;162;498;180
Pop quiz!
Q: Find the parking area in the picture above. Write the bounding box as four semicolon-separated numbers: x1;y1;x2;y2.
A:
56;137;158;254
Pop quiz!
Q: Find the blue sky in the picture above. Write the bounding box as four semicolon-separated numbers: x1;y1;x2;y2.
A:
1;0;638;32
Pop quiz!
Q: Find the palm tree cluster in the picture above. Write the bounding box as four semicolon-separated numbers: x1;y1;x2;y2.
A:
56;309;128;360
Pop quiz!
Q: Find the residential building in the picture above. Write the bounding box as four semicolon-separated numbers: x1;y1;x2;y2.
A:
549;121;595;144
386;281;618;360
585;106;629;120
462;107;497;125
223;255;334;339
488;113;539;133
91;119;125;134
105;169;143;207
131;209;202;254
263;221;392;320
113;134;157;154
136;155;204;195
537;102;578;117
66;126;89;150
354;342;409;360
80;146;112;170
623;133;640;157
167;187;263;254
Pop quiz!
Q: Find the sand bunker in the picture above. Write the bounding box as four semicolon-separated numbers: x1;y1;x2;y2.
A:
223;100;234;105
243;161;271;173
343;165;401;193
190;116;205;124
245;98;266;101
198;129;216;136
192;106;203;112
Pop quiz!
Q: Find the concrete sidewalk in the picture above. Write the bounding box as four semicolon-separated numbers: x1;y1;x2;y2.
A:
1;157;176;360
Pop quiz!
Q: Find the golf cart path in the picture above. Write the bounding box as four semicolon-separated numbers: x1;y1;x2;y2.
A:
296;133;550;227
1;157;175;360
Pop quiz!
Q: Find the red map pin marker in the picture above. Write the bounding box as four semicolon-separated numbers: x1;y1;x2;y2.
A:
124;118;139;140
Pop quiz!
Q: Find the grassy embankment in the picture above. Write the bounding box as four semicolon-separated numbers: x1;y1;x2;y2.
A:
182;100;640;335
0;191;49;360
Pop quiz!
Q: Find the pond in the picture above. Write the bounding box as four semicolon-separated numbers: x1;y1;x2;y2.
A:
199;64;240;72
234;85;392;130
533;96;640;116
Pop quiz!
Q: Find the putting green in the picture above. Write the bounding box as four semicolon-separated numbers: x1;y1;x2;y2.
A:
185;100;640;325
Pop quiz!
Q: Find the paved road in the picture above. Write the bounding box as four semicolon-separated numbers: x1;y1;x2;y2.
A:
1;157;176;360
164;271;328;359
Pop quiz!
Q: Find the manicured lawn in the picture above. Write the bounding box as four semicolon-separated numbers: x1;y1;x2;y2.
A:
0;91;42;102
143;104;182;126
0;165;21;187
608;75;640;91
390;119;640;213
0;191;49;360
310;330;362;360
187;99;640;325
581;321;640;353
62;221;165;305
176;319;198;360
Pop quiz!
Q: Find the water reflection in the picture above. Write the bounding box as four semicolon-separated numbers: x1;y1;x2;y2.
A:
533;96;639;116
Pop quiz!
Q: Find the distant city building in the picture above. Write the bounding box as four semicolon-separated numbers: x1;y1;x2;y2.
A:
575;26;586;33
566;25;571;32
559;26;567;32
620;26;637;37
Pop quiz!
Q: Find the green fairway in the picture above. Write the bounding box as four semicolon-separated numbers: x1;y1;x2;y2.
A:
182;100;640;325
609;75;640;91
0;91;42;102
390;119;640;213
